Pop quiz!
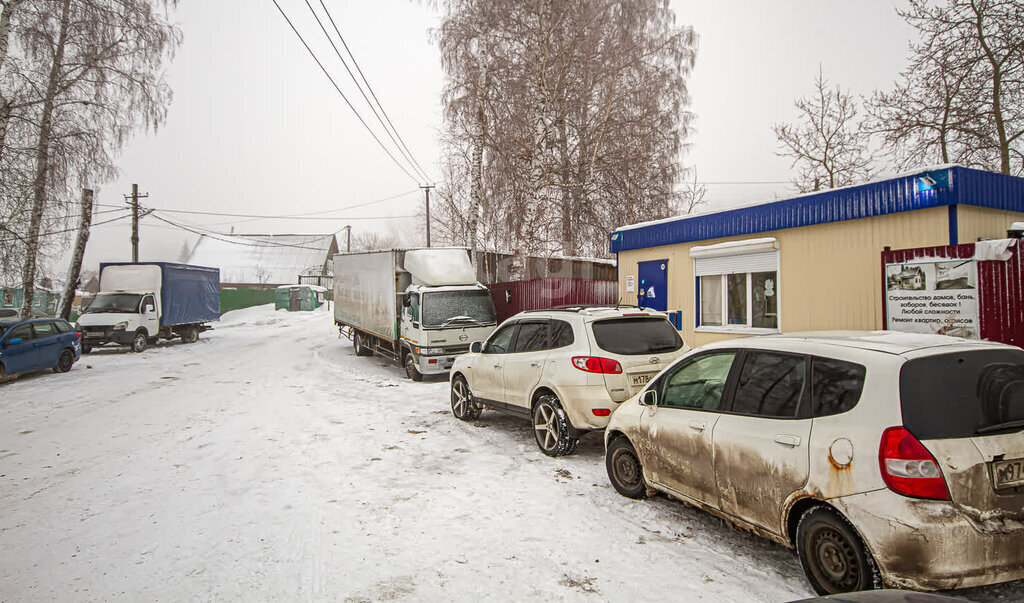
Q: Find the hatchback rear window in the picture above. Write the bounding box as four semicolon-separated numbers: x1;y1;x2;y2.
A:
900;349;1024;440
591;317;683;355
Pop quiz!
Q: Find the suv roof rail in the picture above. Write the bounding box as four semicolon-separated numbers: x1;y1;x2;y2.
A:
523;303;645;314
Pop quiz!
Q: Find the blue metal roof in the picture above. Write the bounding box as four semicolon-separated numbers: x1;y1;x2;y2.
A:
610;167;1024;253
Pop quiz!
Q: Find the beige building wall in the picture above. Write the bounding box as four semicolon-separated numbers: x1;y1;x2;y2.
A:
617;206;951;348
957;205;1024;243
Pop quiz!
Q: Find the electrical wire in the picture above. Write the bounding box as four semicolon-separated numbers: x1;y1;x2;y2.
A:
0;212;132;244
271;0;422;185
316;0;434;183
149;213;336;251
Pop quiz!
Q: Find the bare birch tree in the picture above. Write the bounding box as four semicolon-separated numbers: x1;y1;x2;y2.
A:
436;0;697;263
774;67;875;192
867;0;1023;175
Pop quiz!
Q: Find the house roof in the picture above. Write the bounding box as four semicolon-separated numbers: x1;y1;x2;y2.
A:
609;166;1024;253
187;233;337;285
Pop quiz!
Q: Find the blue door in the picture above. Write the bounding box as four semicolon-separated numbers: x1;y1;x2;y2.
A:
1;323;37;373
637;260;668;312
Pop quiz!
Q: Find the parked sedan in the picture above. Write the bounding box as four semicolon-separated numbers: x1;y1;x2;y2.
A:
0;318;81;380
604;331;1024;595
450;306;688;456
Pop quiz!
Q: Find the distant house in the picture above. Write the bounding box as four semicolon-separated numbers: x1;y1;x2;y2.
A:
187;233;339;289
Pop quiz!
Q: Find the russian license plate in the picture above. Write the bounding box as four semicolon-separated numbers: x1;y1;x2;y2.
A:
631;373;655;387
86;331;104;339
992;458;1024;489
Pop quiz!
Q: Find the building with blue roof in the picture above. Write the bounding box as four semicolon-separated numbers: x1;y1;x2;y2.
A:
609;166;1024;347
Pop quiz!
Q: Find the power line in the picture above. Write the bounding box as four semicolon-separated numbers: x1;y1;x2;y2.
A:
317;0;434;183
149;214;338;251
271;0;422;185
143;205;418;221
0;212;132;244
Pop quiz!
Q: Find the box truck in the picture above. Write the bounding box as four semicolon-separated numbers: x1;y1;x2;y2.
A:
333;248;497;380
76;262;220;353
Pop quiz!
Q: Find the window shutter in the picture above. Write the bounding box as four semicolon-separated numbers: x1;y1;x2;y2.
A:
694;251;778;276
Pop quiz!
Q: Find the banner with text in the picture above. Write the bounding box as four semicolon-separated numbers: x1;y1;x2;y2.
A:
885;258;979;339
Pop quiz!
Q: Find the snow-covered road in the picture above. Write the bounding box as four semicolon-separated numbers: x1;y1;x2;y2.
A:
1;306;1019;601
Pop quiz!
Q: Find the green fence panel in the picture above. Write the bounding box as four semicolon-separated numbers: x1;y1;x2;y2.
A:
219;288;276;315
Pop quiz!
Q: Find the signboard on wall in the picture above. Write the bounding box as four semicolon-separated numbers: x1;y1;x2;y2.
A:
626;275;635;293
885;258;979;338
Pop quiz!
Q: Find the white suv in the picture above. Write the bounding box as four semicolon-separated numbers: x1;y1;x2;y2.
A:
449;306;688;456
604;332;1024;595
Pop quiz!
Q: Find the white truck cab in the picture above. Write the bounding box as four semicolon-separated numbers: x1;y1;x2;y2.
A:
399;283;497;377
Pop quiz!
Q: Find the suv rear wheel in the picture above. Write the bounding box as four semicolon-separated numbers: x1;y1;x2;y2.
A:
796;506;881;595
606;437;646;499
533;394;578;456
450;375;480;421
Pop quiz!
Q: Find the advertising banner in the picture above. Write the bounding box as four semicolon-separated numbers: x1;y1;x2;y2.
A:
885;258;979;338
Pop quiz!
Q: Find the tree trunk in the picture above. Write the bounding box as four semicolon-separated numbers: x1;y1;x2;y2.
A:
19;0;71;317
973;4;1010;174
0;0;23;167
58;188;93;320
466;40;487;262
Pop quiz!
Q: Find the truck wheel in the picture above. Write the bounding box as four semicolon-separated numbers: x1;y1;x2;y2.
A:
181;326;199;344
131;332;148;353
354;332;373;357
404;351;423;382
53;349;75;373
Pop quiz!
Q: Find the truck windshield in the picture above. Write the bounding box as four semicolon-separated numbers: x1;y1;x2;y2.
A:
422;290;496;327
82;293;142;314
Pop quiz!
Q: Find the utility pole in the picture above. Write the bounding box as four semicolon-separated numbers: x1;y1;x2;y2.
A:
125;184;149;262
343;225;351;252
421;185;434;247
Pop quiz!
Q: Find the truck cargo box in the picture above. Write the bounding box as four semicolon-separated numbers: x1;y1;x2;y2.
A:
99;262;220;326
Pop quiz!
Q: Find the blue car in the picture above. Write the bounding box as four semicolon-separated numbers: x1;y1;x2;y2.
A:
0;318;81;380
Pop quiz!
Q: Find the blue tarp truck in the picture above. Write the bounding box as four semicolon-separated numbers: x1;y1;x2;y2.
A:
75;262;220;353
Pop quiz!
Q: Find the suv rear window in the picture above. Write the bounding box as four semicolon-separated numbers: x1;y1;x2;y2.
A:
900;349;1024;440
591;317;683;356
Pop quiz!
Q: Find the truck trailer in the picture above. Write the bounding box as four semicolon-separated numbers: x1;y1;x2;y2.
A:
333;248;497;380
76;262;220;353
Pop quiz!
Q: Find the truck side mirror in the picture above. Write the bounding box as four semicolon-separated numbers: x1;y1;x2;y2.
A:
402;293;411;308
470;341;482;354
144;304;155;314
639;389;658;406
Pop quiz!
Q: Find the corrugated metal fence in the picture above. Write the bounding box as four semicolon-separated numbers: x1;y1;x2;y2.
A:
882;241;1023;346
488;278;619;323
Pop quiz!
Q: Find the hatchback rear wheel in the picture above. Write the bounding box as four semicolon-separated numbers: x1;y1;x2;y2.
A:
54;349;75;373
797;506;880;595
532;395;578;457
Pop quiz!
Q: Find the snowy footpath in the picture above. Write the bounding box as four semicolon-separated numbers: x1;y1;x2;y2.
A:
1;306;1020;601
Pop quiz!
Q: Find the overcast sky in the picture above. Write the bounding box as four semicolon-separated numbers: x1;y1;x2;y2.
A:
78;0;917;271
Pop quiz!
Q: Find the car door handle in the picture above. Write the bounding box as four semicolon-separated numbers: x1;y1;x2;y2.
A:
688;420;707;431
530;361;543;368
774;434;801;447
493;364;501;369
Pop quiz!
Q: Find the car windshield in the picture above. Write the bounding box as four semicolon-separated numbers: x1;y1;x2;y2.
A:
900;349;1024;439
422;290;496;327
82;293;142;314
591;317;683;355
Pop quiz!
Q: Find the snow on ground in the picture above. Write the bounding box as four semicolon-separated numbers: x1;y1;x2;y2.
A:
0;305;1020;601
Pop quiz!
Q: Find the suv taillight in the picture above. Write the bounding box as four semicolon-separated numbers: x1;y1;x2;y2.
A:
571;356;623;374
878;427;950;501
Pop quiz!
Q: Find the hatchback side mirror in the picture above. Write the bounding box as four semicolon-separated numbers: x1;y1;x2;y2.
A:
470;341;482;354
639;389;658;406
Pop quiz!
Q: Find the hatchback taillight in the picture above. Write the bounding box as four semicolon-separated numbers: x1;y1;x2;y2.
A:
878;426;950;501
571;356;622;374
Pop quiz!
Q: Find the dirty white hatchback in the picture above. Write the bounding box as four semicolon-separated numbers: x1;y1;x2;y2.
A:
450;306;688;456
604;331;1024;595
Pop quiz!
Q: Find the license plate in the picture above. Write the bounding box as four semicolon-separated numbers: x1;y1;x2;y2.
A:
992;458;1024;489
631;373;655;387
86;332;104;339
